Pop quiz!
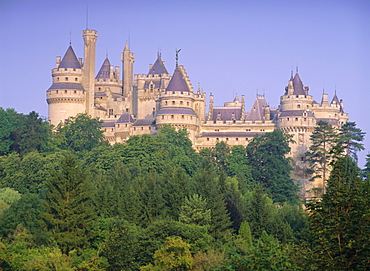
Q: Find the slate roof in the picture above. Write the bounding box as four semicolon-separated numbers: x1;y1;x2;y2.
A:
48;82;85;91
102;121;115;128
59;45;81;69
245;96;268;121
116;113;135;123
317;118;339;126
201;132;265;137
279;110;315;118
148;55;168;75
166;67;189;92
132;118;155;126
331;93;340;104
292;72;305;95
156;107;197;116
96;58;111;79
212;107;242;121
144;81;162;89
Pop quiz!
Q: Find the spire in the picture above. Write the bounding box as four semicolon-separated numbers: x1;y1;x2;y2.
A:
59;45;81;69
331;90;340;105
95;57;111;79
124;41;129;52
292;71;305;95
148;54;168;75
166;66;189;92
233;93;239;102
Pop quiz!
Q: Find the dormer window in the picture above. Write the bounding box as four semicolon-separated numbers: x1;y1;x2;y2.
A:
150;84;154;92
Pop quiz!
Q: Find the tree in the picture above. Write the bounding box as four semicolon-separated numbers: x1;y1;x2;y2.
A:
179;194;211;226
55;113;108;152
194;161;232;242
41;154;97;254
307;156;370;270
141;237;193;271
337;121;365;163
0;108;20;155
306;120;337;194
246;130;298;203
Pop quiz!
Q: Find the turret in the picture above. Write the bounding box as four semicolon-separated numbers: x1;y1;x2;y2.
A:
46;45;85;126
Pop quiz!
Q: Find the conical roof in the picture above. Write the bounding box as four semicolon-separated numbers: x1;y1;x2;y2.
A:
148;54;168;75
59;45;81;69
331;92;340;104
166;67;189;92
292;72;305;95
96;58;111;79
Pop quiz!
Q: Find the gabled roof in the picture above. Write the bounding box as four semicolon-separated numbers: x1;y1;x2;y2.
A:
166;67;189;92
292;72;305;95
245;96;268;121
96;58;111;79
148;54;168;75
59;45;81;69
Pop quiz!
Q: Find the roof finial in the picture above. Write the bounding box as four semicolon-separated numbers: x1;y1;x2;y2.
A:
296;65;299;74
69;30;72;45
106;47;108;58
175;48;181;67
86;3;89;29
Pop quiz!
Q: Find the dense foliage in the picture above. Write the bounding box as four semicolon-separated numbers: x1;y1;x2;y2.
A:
0;108;369;270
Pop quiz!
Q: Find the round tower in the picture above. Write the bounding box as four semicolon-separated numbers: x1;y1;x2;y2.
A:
46;45;85;126
155;65;199;142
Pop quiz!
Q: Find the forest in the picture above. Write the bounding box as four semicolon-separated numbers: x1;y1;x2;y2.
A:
0;107;369;270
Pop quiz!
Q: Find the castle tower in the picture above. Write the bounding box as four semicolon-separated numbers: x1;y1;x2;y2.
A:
135;53;170;119
82;29;98;117
46;45;85;126
94;57;125;119
156;65;199;142
121;42;135;98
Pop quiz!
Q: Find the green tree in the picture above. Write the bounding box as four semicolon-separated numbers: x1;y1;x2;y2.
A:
55;113;108;152
246;130;297;203
41;154;97;254
194;161;232;242
0;108;20;155
101;219;142;271
363;153;370;181
141;237;193;271
18;111;52;155
337;121;365;162
307;156;370;270
179;194;211;226
306;120;337;194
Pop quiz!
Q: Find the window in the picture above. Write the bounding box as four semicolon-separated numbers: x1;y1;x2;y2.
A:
207;138;209;141
304;118;307;121
56;90;58;94
236;138;239;141
171;115;174;119
162;115;164;119
172;101;175;105
126;108;129;112
65;77;68;81
226;138;229;141
297;104;301;108
180;101;183;105
108;109;113;116
141;127;143;130
150;84;154;92
74;90;76;94
295;118;298;121
181;115;184;119
64;90;67;93
216;138;219;141
165;101;168;105
75;78;78;82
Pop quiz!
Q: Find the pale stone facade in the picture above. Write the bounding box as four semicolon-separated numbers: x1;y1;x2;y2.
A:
46;29;348;199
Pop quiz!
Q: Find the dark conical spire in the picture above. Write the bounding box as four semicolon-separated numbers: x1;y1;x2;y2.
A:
148;54;168;75
59;45;81;69
292;72;305;95
166;67;189;92
95;57;111;79
331;90;340;104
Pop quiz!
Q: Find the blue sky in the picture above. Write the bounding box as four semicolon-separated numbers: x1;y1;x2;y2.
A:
0;0;369;166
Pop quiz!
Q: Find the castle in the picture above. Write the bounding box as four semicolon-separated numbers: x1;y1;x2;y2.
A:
46;29;348;198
